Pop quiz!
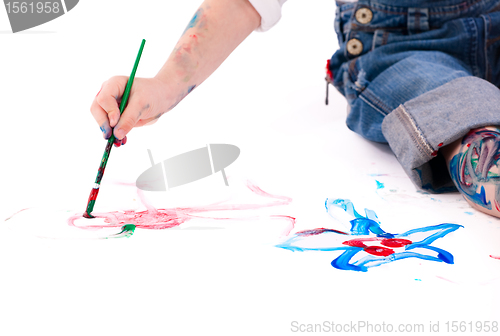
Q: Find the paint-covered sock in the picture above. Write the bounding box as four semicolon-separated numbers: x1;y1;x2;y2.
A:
443;126;500;218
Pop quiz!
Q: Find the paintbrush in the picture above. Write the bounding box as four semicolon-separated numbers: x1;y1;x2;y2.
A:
84;39;146;218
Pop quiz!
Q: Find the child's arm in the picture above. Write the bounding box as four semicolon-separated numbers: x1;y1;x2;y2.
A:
90;0;261;143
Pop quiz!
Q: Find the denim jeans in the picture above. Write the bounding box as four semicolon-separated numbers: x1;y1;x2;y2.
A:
328;0;500;192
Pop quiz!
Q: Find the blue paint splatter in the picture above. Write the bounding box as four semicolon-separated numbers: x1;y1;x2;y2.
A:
277;199;462;272
183;9;203;34
464;211;474;215
375;180;385;189
325;198;378;222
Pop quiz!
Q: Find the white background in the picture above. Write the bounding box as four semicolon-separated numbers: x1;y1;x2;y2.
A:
1;1;499;335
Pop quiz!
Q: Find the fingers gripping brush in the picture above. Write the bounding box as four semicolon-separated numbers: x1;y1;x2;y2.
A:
83;39;146;218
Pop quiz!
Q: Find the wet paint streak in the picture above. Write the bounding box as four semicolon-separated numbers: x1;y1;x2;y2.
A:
106;224;136;239
273;215;296;237
381;238;412;247
297;228;348;237
490;255;500;260
449;129;500;210
30;224;136;241
277;199;462;272
70;181;294;236
325;198;379;223
363;245;395;257
349;217;391;237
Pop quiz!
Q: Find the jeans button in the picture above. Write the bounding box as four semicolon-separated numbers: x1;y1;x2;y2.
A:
355;7;373;24
346;38;363;56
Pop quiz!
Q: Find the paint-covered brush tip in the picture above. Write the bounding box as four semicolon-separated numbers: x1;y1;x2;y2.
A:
83;212;94;219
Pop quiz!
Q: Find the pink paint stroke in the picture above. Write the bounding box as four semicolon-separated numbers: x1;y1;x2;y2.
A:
4;208;30;221
435;275;459;284
68;181;294;235
490;255;500;260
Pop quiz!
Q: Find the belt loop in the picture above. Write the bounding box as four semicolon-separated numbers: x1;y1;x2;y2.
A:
334;5;345;44
407;7;429;34
372;30;387;49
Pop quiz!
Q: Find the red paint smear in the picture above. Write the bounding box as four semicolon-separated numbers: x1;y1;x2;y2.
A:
342;237;384;246
297;228;348;237
69;181;294;234
343;240;367;248
438;142;443;147
114;136;127;147
381;238;412;247
343;237;383;248
325;59;333;81
490;255;500;260
363;245;395;256
272;215;296;237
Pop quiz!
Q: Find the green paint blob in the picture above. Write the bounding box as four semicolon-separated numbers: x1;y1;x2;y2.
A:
104;224;136;239
122;224;136;233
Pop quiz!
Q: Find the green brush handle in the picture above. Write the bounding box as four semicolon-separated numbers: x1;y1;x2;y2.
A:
108;38;146;144
84;39;146;218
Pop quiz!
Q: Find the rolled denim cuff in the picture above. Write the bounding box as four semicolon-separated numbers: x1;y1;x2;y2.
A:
382;76;500;192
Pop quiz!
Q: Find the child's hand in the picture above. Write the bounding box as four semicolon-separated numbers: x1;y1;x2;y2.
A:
90;76;172;143
90;0;261;145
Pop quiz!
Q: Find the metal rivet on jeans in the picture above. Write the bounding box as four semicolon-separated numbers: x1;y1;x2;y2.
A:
346;38;363;56
355;7;373;24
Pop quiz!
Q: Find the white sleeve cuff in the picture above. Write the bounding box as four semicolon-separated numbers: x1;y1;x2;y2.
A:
248;0;286;32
